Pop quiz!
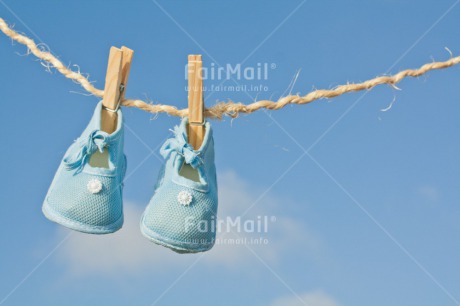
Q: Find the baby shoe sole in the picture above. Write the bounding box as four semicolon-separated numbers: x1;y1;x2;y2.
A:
42;200;123;234
140;216;214;254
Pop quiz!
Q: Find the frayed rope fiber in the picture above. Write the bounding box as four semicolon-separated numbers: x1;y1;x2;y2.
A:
1;17;459;119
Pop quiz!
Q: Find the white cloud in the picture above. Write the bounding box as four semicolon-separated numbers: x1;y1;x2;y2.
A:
205;170;321;266
55;204;195;276
56;170;322;275
271;290;340;306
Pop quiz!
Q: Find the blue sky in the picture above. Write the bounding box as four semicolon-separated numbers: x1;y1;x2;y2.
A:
1;1;460;305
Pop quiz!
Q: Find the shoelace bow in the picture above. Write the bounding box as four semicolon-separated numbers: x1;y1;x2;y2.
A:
64;130;112;174
160;125;203;169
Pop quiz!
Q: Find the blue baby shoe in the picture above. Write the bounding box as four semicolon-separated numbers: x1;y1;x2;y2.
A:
140;118;218;253
42;101;126;234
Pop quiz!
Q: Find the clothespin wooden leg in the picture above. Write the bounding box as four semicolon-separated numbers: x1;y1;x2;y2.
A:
101;46;134;134
101;47;123;134
119;46;134;100
187;54;204;150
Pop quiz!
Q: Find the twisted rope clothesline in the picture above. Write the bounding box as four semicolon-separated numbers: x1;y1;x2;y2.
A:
1;18;459;119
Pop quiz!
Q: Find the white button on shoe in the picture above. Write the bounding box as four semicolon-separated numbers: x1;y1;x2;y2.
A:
87;179;102;194
177;190;192;206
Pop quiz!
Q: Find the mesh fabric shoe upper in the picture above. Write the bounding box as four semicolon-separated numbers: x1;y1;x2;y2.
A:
140;118;218;253
42;101;126;234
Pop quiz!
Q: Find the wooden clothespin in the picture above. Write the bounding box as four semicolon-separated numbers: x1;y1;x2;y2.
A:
187;54;205;150
101;46;134;134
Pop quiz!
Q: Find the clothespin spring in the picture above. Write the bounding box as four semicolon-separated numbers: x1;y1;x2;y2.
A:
103;84;125;113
